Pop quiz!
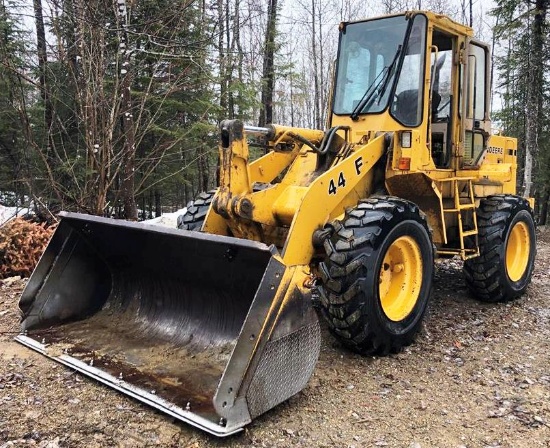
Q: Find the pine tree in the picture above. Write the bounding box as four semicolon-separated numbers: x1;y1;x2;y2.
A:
492;0;549;220
0;0;35;205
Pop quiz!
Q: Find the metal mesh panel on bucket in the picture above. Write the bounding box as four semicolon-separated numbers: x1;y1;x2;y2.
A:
246;320;321;419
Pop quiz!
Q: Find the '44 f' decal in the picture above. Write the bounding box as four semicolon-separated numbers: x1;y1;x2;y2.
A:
328;156;363;195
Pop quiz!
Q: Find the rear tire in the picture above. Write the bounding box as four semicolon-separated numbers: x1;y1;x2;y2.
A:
463;195;536;302
317;197;434;356
177;190;216;231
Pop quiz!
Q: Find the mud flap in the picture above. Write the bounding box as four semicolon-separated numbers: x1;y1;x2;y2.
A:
16;212;320;436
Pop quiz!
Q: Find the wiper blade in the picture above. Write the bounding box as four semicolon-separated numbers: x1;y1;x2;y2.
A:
376;45;402;104
350;44;402;121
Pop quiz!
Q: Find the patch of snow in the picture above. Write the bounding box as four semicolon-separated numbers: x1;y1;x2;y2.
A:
0;204;29;227
144;208;186;228
0;202;186;228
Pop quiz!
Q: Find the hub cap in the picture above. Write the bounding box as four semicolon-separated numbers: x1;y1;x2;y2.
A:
379;236;422;321
506;221;530;282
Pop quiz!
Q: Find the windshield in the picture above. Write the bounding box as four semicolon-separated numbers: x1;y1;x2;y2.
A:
333;14;426;119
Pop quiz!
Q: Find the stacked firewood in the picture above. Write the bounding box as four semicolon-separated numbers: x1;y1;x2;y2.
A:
0;218;56;279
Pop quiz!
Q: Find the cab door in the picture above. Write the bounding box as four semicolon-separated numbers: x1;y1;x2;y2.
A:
429;29;456;169
462;39;491;166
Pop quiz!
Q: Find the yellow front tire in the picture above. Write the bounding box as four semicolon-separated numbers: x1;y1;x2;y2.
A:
464;195;536;302
317;197;433;356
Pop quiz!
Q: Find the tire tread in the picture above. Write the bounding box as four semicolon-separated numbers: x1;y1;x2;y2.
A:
464;194;535;302
177;190;217;231
317;196;433;355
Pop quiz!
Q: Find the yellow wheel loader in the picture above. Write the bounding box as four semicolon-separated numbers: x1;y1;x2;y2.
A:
17;11;536;436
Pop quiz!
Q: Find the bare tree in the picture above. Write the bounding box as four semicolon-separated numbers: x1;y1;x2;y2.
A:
258;0;278;127
381;0;412;13
116;0;138;220
33;0;54;158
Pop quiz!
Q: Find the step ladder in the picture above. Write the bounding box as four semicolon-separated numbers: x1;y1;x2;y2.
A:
436;177;480;260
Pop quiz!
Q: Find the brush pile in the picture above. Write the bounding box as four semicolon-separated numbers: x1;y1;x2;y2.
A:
0;218;55;279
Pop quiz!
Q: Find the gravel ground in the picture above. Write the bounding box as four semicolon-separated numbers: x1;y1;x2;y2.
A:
1;229;549;448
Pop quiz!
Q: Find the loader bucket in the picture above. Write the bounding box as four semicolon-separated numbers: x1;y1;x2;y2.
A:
16;212;320;436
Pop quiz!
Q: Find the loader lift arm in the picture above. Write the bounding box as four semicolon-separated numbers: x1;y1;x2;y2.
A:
207;119;388;265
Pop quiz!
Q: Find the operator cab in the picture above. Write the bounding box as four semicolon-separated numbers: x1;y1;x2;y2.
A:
331;12;491;171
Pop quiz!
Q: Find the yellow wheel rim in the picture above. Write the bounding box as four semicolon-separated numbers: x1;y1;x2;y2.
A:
506;221;530;282
379;236;422;322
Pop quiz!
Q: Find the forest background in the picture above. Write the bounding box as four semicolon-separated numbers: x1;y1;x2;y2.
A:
0;0;548;222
